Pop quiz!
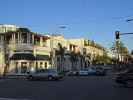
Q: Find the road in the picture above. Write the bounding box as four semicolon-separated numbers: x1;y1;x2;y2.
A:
0;76;133;100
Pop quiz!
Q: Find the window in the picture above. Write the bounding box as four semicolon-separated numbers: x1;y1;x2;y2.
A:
45;62;47;69
21;62;27;73
15;62;18;73
40;62;43;69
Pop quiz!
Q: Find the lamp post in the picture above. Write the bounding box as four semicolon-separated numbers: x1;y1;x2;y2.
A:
50;25;67;71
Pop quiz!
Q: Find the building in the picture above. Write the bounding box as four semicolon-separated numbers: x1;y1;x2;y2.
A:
0;24;18;33
0;24;107;75
0;25;51;75
68;39;105;65
47;34;72;71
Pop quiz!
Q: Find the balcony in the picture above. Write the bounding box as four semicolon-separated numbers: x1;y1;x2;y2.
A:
34;46;51;55
8;43;33;51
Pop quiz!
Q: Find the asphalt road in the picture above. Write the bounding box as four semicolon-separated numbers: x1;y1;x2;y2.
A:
0;76;133;100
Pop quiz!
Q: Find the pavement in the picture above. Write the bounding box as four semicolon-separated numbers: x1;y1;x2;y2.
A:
0;76;133;100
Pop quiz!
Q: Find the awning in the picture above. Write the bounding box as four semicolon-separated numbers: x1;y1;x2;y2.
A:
36;55;50;61
10;53;35;60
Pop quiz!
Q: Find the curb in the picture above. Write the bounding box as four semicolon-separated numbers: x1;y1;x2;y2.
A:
0;75;27;80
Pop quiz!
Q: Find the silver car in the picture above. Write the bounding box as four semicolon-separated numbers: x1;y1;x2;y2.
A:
27;69;63;80
79;68;96;76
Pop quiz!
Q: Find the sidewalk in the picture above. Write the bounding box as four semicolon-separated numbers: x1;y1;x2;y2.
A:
0;74;27;80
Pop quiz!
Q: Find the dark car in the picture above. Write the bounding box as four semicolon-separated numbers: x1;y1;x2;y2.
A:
66;71;79;76
114;68;133;87
96;67;106;76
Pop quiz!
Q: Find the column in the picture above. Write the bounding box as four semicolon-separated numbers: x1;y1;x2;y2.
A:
14;33;16;43
17;32;19;44
20;32;22;44
18;61;21;74
27;62;30;72
11;33;14;44
0;36;1;44
40;37;43;46
29;33;31;44
18;33;20;44
72;46;74;51
0;35;2;45
32;34;34;45
27;33;29;44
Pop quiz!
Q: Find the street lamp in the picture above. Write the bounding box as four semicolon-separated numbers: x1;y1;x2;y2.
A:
50;25;67;70
126;19;133;22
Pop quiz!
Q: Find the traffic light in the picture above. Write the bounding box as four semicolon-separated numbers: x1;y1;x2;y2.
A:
115;31;120;39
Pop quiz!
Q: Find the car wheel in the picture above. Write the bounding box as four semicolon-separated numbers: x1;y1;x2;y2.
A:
28;76;33;81
55;78;59;81
48;76;53;80
125;80;133;88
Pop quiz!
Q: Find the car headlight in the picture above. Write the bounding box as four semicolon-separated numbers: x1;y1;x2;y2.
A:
30;68;35;72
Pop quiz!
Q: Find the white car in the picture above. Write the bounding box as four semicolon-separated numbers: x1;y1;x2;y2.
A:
79;70;89;76
79;68;96;76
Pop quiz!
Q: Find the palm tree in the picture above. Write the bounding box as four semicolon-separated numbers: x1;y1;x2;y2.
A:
56;43;65;72
70;51;78;71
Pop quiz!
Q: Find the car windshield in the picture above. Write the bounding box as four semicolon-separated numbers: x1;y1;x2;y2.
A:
48;69;57;73
36;69;57;73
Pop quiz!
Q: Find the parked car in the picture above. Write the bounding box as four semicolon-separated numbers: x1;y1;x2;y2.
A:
79;69;89;76
66;71;79;76
96;67;106;76
114;68;133;88
87;67;97;75
78;67;96;76
27;69;63;81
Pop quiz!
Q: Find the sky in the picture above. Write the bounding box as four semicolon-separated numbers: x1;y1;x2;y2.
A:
0;0;133;51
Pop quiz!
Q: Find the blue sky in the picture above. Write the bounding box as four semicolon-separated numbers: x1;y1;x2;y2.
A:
0;0;133;51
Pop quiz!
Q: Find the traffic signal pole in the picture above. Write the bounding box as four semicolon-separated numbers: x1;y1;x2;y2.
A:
115;31;120;64
115;31;133;64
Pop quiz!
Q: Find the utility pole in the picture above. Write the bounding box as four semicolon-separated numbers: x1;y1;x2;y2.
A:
50;34;55;69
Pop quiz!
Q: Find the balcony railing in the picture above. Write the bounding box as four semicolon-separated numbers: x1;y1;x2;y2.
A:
34;46;51;52
8;43;33;51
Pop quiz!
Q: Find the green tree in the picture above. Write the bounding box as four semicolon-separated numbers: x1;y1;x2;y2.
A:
111;41;129;62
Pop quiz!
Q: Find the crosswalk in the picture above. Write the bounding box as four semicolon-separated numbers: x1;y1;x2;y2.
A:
0;98;30;100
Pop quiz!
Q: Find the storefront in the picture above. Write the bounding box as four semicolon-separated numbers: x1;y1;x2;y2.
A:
35;54;50;69
9;53;35;75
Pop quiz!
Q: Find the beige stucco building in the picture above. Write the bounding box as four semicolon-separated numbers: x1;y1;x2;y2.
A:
0;25;106;75
67;38;105;65
0;25;52;75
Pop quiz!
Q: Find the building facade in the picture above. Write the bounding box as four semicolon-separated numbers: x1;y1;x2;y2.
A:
0;24;18;33
0;24;106;75
0;25;51;75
